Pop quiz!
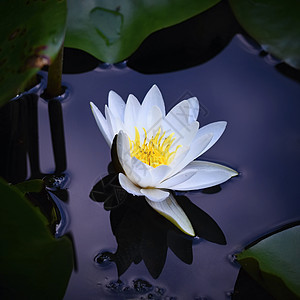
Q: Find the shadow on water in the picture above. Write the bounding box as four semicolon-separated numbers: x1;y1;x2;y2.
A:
0;92;71;236
90;163;226;279
0;92;67;181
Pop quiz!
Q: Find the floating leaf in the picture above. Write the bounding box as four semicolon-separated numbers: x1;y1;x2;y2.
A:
0;0;67;106
229;0;300;69
14;179;44;195
236;225;300;300
0;178;73;299
127;1;241;74
65;0;220;63
233;268;276;299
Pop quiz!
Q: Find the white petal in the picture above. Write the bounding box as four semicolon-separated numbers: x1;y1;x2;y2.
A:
90;102;113;146
150;164;172;186
142;85;166;116
116;131;135;182
162;118;199;152
138;86;165;129
187;97;199;123
146;194;195;236
196;121;227;156
168;133;213;177
118;173;143;196
124;94;141;138
171;161;238;190
157;167;196;189
130;157;152;188
141;188;169;202
166;145;189;171
105;105;124;137
146;105;163;138
117;132;156;188
108;90;126;122
164;99;190;129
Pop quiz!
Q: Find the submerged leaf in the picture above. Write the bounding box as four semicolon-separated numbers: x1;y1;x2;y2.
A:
236;224;300;299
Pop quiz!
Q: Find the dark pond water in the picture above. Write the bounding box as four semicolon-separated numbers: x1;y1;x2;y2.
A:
2;35;300;299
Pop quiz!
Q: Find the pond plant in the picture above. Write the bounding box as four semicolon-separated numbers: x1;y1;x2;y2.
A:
1;1;300;299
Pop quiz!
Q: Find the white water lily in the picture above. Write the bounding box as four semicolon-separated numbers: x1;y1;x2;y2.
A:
90;85;237;236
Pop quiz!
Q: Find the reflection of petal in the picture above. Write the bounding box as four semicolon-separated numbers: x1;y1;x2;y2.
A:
90;102;112;146
146;194;195;236
140;219;168;279
176;195;226;245
119;173;143;196
111;207;142;276
108;90;126;122
141;188;169;202
170;161;238;191
167;230;193;264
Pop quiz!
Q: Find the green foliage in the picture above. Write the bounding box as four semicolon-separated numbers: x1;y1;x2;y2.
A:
237;225;300;300
0;178;73;300
0;0;67;107
14;179;44;195
65;0;220;63
229;0;300;69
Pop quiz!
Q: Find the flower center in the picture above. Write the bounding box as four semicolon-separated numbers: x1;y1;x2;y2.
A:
129;127;181;168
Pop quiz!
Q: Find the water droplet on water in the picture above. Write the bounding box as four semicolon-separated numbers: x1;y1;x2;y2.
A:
226;290;234;298
227;252;239;266
114;60;127;69
98;62;112;70
94;251;114;268
105;279;125;293
89;7;123;46
154;286;165;296
44;173;70;190
236;33;262;55
264;53;281;66
133;279;153;293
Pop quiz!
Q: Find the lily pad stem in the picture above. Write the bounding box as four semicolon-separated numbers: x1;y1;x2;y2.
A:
46;43;64;98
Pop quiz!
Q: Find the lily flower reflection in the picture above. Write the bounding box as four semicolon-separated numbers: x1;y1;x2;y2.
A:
90;171;226;279
90;85;237;236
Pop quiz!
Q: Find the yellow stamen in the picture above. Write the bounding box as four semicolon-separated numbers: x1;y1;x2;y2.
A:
129;127;181;168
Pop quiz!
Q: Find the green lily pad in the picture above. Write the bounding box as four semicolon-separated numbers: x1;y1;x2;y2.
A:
0;178;73;299
65;0;220;63
236;225;300;299
0;0;67;107
229;0;300;69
